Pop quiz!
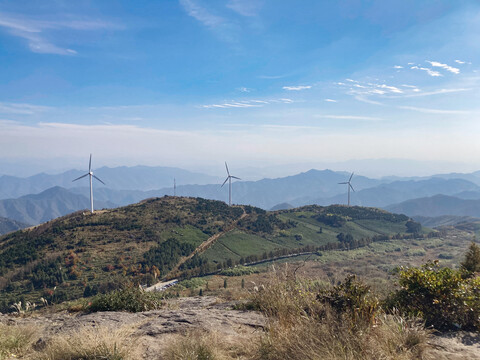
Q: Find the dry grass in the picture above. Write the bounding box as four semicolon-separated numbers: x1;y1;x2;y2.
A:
0;323;39;360
164;330;255;360
39;325;140;360
250;269;432;360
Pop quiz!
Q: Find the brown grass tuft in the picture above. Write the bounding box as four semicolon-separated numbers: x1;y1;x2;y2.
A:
0;323;39;360
39;325;140;360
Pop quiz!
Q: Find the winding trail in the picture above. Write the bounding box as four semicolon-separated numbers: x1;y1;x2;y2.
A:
162;207;247;280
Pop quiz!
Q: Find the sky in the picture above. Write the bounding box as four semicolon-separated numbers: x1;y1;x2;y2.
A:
1;0;480;178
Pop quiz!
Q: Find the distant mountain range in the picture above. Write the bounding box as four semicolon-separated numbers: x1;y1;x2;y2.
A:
0;165;220;199
0;187;115;225
386;194;480;218
3;166;480;225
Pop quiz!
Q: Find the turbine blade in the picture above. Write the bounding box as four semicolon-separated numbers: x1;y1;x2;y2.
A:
225;162;230;176
350;184;355;192
93;175;106;185
338;182;348;184
72;173;89;182
89;154;92;172
349;172;354;182
221;177;229;187
231;176;241;180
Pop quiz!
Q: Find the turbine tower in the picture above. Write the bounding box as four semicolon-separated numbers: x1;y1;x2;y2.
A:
72;154;105;213
221;162;240;206
174;178;176;197
338;172;355;206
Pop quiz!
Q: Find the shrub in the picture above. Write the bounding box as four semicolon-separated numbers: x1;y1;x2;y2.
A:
220;265;259;277
461;241;480;275
388;260;480;330
250;270;429;360
317;274;379;328
88;285;163;313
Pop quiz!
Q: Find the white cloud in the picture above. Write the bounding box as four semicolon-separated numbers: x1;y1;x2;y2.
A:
398;106;470;115
317;115;382;121
455;60;466;64
0;102;51;115
237;87;252;92
324;99;337;102
393;65;403;69
427;61;460;74
0;12;118;55
282;85;312;91
179;0;224;28
410;65;442;77
202;98;293;109
226;0;262;16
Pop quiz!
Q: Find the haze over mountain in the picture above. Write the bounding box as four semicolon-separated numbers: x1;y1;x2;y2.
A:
385;194;480;219
0;166;220;200
4;168;480;224
0;187;115;225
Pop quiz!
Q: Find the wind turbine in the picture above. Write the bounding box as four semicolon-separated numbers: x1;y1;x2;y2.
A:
221;162;240;206
72;154;105;213
338;172;355;206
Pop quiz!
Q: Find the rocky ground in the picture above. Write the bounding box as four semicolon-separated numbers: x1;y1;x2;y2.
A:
1;295;479;359
1;296;265;359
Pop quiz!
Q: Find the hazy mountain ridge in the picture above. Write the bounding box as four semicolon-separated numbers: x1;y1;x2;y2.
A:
0;186;116;225
3;168;480;223
386;194;480;218
0;166;220;199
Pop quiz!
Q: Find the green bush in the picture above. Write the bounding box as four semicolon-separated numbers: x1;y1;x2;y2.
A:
88;285;164;313
220;265;259;276
388;260;480;330
317;275;379;328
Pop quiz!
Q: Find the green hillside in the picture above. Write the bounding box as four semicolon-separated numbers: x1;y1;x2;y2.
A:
0;197;425;310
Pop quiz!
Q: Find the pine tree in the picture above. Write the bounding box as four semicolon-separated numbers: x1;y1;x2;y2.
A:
461;241;480;275
223;278;228;289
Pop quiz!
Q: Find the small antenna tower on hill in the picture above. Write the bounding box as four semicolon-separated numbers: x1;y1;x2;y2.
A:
72;154;105;213
338;172;355;206
221;162;240;206
174;178;176;197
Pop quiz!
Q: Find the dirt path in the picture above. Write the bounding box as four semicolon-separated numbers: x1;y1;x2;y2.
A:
162;208;248;280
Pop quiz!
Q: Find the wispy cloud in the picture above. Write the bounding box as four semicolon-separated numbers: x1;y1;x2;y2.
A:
455;59;466;64
226;0;263;17
398;105;470;115
316;115;383;121
324;99;337;102
179;0;224;28
0;102;51;115
202;98;293;109
427;61;460;74
0;12;118;55
237;87;252;92
411;65;442;77
393;65;403;69
282;85;312;91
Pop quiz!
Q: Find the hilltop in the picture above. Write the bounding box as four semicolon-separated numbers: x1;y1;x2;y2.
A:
0;216;29;236
0;196;424;309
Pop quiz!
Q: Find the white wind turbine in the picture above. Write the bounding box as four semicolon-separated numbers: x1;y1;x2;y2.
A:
221;162;240;206
72;154;105;213
338;172;355;206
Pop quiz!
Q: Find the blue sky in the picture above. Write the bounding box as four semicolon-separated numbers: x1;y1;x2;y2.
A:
1;0;480;177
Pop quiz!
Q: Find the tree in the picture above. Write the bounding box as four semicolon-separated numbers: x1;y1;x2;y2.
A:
406;219;421;233
461;241;480;275
223;279;228;289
